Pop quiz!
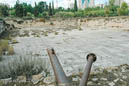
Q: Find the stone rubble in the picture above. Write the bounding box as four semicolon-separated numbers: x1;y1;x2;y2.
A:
1;64;128;86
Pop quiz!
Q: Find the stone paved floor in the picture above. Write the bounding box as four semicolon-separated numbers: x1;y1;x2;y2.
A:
14;28;129;75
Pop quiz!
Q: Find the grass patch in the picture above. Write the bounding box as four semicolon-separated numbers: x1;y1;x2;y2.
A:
39;18;45;23
54;31;58;35
44;32;48;36
0;81;4;86
50;22;54;25
0;46;3;56
0;40;14;56
0;40;9;51
0;56;2;61
8;46;14;55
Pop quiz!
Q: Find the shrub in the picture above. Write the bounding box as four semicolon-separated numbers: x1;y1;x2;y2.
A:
0;80;4;86
50;22;54;25
42;12;49;18
38;12;49;18
27;12;33;17
105;6;110;17
84;9;105;17
117;2;128;16
39;18;45;22
8;46;14;55
0;40;15;56
44;32;48;36
117;8;128;16
0;4;9;17
0;40;9;51
74;11;84;17
0;46;3;61
55;12;75;18
0;46;2;56
0;56;2;61
9;9;15;16
38;13;43;17
0;55;48;81
54;31;58;35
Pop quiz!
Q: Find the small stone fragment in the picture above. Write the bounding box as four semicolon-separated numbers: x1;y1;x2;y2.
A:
108;82;115;86
43;76;55;84
101;78;107;81
92;78;98;81
87;81;93;85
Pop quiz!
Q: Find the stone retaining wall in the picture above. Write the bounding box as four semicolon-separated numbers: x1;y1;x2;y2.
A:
0;19;16;36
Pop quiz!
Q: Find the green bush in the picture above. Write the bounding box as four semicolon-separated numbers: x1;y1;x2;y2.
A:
8;46;14;55
27;12;33;17
0;4;9;17
0;46;2;56
0;56;2;61
38;13;43;17
117;8;128;16
0;55;48;80
104;6;110;17
84;9;105;17
55;11;75;18
0;40;15;56
9;9;15;16
0;40;9;51
42;12;48;17
74;11;84;17
38;12;50;19
42;12;50;19
117;2;128;16
0;46;2;61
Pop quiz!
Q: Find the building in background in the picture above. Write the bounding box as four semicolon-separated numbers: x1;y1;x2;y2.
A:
70;3;74;9
114;0;124;6
71;0;128;9
56;0;58;8
95;4;103;8
78;0;95;9
88;0;95;7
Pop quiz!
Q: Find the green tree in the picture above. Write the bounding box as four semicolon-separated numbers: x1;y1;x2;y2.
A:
57;7;64;11
22;3;28;16
9;9;15;16
34;2;39;17
14;0;24;17
33;1;48;17
0;4;9;17
48;3;52;16
52;1;55;15
27;4;33;13
109;0;115;6
104;6;110;17
121;2;128;9
105;0;119;16
38;1;47;13
117;2;128;16
74;0;78;11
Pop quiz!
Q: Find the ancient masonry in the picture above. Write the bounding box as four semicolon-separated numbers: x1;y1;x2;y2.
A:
0;19;16;36
0;19;6;35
